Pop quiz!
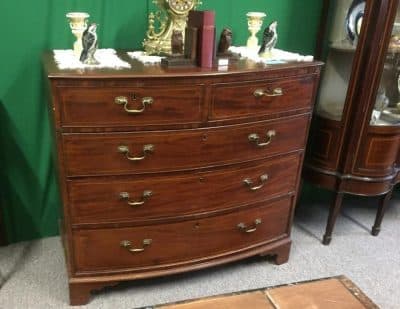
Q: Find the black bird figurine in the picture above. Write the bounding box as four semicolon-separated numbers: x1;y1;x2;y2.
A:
80;23;99;64
258;21;278;57
171;30;184;55
217;28;233;56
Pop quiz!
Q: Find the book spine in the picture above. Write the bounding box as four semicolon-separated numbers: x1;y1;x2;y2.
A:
197;25;215;68
184;27;198;61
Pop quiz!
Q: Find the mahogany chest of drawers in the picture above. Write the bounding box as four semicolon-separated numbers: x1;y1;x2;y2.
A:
44;53;322;305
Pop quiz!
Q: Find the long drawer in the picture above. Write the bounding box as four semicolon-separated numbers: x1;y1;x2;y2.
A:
57;84;204;127
68;154;301;225
72;197;292;273
210;76;316;120
63;114;309;176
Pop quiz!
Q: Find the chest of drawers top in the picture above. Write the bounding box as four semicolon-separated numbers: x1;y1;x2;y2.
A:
44;52;321;80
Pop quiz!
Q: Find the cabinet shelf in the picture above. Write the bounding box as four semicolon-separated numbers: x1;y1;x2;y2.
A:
378;108;400;125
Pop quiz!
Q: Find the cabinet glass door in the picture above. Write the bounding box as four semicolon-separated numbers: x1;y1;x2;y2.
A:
370;4;400;126
315;0;365;121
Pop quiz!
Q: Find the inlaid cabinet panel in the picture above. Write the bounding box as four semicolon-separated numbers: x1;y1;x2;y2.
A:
68;154;301;225
354;130;400;177
72;197;291;273
211;76;316;120
62;115;309;176
58;85;204;127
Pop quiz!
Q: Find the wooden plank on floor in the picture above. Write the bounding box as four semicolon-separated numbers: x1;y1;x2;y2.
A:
160;291;273;309
150;276;378;309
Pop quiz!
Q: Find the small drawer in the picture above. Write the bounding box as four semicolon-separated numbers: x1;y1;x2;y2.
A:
68;154;301;225
57;85;203;127
72;196;292;273
210;76;316;120
63;115;309;176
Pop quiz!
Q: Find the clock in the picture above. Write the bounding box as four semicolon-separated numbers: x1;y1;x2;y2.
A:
143;0;201;55
168;0;196;14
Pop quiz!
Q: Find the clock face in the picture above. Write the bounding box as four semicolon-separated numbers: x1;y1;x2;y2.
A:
168;0;195;13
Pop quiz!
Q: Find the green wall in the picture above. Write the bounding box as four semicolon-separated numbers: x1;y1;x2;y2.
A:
0;0;322;243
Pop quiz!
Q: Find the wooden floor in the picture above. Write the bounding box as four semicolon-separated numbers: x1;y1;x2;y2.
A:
154;276;378;309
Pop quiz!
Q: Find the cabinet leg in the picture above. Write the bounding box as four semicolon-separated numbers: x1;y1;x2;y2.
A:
322;192;344;245
274;241;291;265
259;241;291;265
372;189;393;236
69;281;119;306
69;282;93;306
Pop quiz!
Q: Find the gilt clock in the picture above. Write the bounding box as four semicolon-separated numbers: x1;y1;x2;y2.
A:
169;0;195;13
143;0;201;55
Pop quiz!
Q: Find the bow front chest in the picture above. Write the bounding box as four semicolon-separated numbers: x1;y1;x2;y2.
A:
44;53;322;305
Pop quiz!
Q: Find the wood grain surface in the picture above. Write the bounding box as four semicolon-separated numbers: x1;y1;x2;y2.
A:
45;53;322;305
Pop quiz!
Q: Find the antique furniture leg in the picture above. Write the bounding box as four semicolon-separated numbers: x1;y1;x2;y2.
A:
322;192;344;245
69;282;94;306
259;239;291;265
69;281;119;306
273;241;291;265
371;189;393;236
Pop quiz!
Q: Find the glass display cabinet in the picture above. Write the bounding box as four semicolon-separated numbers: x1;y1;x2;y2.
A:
304;0;400;245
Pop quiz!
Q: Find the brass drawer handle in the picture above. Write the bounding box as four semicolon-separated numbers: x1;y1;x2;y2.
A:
120;190;153;207
114;96;153;114
118;144;154;161
243;174;269;191
248;130;276;147
237;218;262;233
120;239;152;253
253;88;283;98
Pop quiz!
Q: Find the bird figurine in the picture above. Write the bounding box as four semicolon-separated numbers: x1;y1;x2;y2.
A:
171;30;184;55
258;21;278;58
80;23;99;65
217;28;233;56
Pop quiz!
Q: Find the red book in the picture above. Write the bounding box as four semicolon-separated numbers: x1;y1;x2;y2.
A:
188;10;216;68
